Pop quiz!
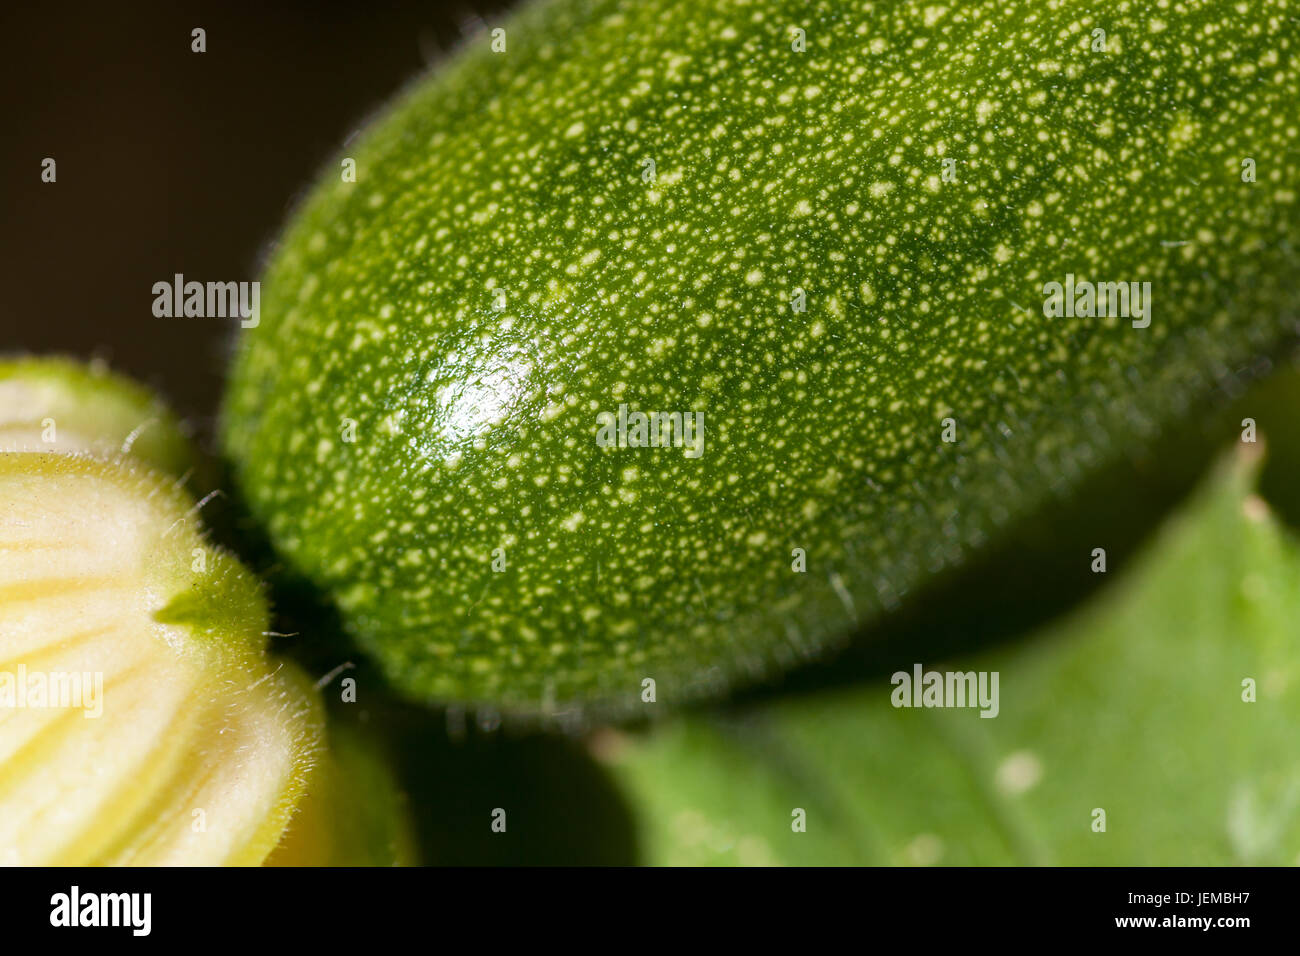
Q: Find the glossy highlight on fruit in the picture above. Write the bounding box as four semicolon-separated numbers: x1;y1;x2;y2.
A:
223;0;1300;712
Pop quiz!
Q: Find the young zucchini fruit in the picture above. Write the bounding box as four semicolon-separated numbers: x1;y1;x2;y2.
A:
223;0;1300;713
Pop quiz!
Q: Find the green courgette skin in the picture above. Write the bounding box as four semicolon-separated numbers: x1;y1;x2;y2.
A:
223;0;1300;713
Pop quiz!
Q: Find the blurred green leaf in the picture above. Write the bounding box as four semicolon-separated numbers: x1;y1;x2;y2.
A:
601;445;1300;865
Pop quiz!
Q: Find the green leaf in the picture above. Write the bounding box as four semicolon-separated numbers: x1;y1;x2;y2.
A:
600;445;1300;864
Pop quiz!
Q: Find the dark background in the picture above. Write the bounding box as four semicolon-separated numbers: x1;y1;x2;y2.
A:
0;0;510;446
